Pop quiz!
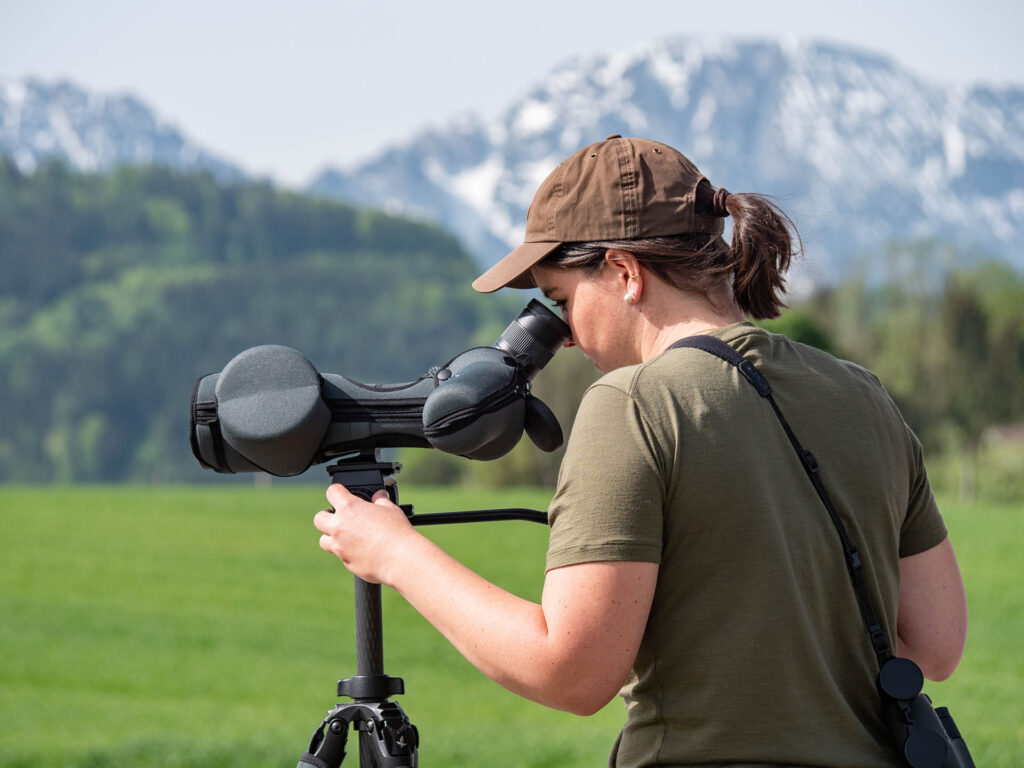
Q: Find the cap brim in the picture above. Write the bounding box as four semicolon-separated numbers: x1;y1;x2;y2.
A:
472;240;562;293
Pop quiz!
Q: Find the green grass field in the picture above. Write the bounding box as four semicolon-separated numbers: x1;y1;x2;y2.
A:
1;485;1020;767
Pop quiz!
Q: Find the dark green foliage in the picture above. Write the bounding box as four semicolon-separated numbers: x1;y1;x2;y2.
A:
809;252;1024;449
758;308;836;354
798;246;1024;502
0;162;516;482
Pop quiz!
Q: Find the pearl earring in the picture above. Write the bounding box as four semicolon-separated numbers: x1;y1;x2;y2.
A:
624;273;640;303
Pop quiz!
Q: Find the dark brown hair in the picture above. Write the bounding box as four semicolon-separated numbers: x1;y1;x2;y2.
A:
540;191;800;320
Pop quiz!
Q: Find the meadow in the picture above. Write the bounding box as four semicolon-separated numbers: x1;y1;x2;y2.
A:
1;485;1020;766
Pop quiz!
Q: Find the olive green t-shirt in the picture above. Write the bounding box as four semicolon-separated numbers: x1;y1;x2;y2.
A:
546;323;947;768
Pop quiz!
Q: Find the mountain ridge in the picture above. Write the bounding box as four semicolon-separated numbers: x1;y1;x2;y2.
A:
0;76;244;182
3;36;1023;284
309;36;1024;284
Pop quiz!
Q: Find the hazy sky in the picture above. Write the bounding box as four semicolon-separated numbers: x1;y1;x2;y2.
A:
2;0;1021;185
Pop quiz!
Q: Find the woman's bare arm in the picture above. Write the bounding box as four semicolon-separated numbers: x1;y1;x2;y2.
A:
315;483;658;715
896;537;967;681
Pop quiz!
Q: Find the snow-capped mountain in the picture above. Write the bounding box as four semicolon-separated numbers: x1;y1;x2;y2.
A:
310;37;1024;284
4;38;1022;285
0;77;243;181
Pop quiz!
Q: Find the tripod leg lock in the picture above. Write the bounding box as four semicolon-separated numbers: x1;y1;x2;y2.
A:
360;701;419;765
298;714;349;768
298;701;418;768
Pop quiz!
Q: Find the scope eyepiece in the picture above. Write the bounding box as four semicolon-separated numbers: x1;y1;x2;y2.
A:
494;299;569;381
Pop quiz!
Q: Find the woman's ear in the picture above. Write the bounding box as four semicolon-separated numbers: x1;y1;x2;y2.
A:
605;249;642;303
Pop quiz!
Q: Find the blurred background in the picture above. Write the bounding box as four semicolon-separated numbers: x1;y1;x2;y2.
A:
1;1;1021;766
1;0;1023;491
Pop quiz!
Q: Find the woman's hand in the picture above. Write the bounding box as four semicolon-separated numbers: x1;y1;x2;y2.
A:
313;483;418;585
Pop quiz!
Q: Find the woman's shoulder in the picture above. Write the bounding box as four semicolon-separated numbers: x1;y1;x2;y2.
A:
582;366;645;403
722;322;886;387
593;321;890;403
637;321;892;403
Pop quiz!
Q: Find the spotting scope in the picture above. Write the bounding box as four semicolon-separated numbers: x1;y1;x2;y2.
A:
189;300;570;477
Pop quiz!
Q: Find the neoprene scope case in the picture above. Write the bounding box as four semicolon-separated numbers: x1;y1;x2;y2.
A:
190;300;570;476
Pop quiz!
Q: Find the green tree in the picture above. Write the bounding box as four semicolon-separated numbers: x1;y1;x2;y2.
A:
758;308;836;353
0;163;509;482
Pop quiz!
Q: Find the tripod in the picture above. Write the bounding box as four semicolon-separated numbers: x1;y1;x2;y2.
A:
296;450;547;768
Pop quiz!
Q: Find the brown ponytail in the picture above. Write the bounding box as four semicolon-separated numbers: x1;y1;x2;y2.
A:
723;192;800;320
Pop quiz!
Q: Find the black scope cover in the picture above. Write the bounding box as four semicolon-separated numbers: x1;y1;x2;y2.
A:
190;301;570;476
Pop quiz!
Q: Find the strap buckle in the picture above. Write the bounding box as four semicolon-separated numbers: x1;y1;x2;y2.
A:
800;449;819;473
868;624;891;658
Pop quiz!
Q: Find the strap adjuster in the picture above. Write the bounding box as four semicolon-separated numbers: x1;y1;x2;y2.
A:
868;624;890;657
800;450;819;473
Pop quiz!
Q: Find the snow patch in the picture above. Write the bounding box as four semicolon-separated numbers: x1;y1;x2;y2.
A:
485;207;521;248
449;155;504;209
844;88;887;117
691;94;716;132
943;123;966;177
0;79;27;145
1;78;28;108
598;49;640;89
620;103;649;133
1008;189;1024;216
383;198;408;216
421;157;448;187
487;121;508;146
13;148;36;172
513;100;557;135
647;49;693;110
47;104;98;170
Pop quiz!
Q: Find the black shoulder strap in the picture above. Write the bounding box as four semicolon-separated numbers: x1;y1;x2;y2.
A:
669;335;894;669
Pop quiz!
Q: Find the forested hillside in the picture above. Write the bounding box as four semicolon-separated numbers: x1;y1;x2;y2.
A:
0;160;519;482
1;160;1022;497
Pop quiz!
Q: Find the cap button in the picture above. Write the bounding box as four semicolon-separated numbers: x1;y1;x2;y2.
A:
605;133;622;140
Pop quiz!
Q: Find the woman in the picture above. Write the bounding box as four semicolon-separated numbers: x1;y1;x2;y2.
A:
314;136;967;766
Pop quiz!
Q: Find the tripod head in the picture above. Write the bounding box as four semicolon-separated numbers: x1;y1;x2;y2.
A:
326;452;401;505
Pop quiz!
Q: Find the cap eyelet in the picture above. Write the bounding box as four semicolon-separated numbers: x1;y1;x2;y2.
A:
653;148;662;154
590;153;598;159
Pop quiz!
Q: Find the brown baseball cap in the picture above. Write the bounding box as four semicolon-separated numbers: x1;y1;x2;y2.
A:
472;135;725;293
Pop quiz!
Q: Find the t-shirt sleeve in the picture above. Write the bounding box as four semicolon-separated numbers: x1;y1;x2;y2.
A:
899;429;948;557
545;381;665;571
